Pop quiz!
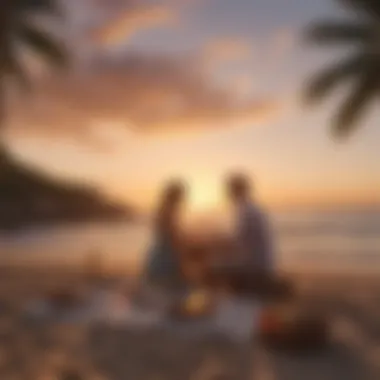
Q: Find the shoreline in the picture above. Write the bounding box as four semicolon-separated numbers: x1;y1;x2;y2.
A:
1;262;379;282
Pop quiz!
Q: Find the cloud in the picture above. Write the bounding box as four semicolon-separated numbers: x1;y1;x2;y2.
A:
44;1;179;66
226;72;255;99
8;51;280;146
93;4;177;46
7;1;284;149
202;37;252;68
144;99;280;134
271;28;296;57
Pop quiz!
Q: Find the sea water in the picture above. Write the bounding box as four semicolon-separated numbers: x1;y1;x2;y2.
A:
0;209;379;275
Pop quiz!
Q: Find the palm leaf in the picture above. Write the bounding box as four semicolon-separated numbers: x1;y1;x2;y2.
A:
333;72;379;137
0;37;31;91
305;21;374;45
339;0;380;19
2;51;31;91
15;0;60;15
305;55;365;103
17;25;67;68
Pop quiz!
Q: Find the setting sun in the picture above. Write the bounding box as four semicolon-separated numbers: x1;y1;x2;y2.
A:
188;182;222;214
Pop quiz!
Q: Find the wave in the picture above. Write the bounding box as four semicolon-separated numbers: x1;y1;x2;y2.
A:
275;217;380;237
273;210;380;237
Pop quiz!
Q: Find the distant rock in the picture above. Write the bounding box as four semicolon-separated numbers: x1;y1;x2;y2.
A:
0;151;135;230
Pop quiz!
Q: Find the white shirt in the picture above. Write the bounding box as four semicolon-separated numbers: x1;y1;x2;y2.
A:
235;201;274;273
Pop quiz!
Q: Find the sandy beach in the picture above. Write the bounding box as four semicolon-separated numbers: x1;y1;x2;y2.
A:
0;267;379;380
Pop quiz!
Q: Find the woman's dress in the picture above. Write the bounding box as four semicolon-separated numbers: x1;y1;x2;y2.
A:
144;210;185;290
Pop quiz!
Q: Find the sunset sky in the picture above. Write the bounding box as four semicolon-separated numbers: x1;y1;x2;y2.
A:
7;0;380;210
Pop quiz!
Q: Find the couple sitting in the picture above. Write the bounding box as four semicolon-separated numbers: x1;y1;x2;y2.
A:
143;173;275;296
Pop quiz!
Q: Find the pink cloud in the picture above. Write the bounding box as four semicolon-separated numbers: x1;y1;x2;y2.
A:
202;37;252;67
9;52;280;143
92;4;177;46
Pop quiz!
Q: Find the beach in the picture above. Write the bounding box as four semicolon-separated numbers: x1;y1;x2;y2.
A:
1;1;379;380
0;267;378;380
0;211;378;380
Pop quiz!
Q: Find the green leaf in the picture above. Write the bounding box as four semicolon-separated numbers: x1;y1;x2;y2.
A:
305;54;365;103
333;72;380;137
305;21;374;45
17;25;67;68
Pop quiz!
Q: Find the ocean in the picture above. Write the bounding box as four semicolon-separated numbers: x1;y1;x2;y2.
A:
273;209;380;274
0;209;379;275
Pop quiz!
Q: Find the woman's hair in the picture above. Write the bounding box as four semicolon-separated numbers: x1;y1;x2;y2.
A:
156;180;186;235
161;180;186;206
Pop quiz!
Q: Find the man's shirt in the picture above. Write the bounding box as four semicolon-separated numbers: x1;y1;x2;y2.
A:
235;201;274;273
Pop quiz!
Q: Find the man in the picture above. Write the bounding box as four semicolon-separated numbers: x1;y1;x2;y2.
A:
226;173;274;276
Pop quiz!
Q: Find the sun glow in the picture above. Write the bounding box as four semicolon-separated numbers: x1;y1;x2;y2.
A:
182;182;232;236
188;183;221;214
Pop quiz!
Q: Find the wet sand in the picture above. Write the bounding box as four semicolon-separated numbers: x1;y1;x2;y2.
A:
0;268;378;380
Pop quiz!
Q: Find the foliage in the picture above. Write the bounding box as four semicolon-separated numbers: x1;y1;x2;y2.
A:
304;0;380;137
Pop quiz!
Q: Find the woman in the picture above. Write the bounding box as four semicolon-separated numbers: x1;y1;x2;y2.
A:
143;180;187;293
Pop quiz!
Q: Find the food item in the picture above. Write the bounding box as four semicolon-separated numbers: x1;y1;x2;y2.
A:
185;290;209;314
170;290;214;320
258;305;330;351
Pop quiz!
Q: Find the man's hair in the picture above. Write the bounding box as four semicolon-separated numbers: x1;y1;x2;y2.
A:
227;173;252;197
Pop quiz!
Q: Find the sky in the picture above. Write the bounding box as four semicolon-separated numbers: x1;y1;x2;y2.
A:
6;0;380;211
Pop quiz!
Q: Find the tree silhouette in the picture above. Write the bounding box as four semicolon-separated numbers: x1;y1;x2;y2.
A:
0;0;66;137
304;0;380;138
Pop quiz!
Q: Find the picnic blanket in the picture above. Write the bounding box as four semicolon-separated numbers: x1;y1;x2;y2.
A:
24;288;262;343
